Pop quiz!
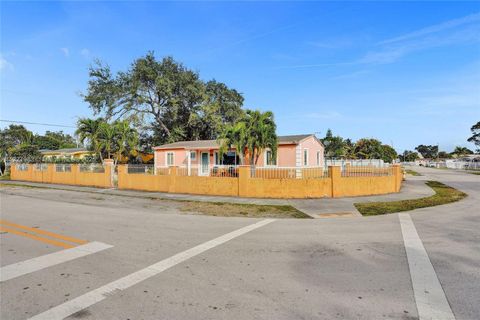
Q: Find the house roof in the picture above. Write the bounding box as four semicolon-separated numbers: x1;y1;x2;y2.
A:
277;134;312;145
153;134;317;150
41;147;90;155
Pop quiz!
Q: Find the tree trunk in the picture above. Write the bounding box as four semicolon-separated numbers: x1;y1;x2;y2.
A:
155;114;171;137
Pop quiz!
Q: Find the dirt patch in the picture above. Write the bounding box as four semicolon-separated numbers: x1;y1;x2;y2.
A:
180;201;311;219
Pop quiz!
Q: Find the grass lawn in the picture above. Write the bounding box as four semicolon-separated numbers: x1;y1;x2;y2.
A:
354;181;467;216
0;174;11;180
180;201;312;219
466;171;480;175
404;169;421;176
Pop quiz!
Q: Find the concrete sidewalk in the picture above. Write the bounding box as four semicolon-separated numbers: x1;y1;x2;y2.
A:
0;177;433;218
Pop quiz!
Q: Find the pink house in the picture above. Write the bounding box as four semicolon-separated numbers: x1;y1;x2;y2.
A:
153;134;324;176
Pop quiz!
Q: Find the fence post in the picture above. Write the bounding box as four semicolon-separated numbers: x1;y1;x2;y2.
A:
329;165;341;198
393;164;401;192
238;165;250;197
10;163;17;180
169;166;178;193
103;159;114;188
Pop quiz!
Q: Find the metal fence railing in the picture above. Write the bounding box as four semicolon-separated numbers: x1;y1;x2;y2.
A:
326;159;388;168
127;164;155;175
79;164;105;173
34;163;48;171
154;166;170;175
16;164;29;171
445;161;480;170
341;166;393;177
178;165;238;177
210;165;238;177
178;165;199;176
119;164;395;178
55;164;72;172
251;167;328;179
416;160;480;171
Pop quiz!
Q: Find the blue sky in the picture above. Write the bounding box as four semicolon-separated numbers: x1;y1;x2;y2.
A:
1;1;479;152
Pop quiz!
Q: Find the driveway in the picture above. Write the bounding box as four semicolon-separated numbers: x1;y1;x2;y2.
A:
0;166;478;319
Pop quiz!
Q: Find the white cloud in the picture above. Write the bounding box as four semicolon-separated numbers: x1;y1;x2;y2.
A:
379;12;480;45
279;12;480;69
361;12;480;65
307;37;355;49
80;48;90;58
0;56;14;72
60;47;69;57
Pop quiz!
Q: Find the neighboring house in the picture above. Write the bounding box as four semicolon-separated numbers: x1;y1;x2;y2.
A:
41;148;94;161
153;134;324;175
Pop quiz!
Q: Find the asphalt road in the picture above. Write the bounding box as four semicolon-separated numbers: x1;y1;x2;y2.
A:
0;167;478;320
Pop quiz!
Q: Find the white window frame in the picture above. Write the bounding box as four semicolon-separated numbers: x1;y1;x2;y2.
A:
190;151;196;161
303;149;309;166
166;152;175;166
264;149;278;167
316;151;321;166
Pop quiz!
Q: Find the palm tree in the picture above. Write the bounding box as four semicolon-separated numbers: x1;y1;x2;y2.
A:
97;122;117;161
219;109;277;167
76;118;104;162
452;146;473;157
113;120;139;165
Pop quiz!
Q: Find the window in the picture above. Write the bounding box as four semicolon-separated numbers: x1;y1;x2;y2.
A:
303;149;309;166
190;151;196;160
317;151;321;166
214;152;220;165
265;149;277;166
166;152;174;166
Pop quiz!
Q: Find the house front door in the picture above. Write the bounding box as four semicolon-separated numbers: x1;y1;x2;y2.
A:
201;152;209;176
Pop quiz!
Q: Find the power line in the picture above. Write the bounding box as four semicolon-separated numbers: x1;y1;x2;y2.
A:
0;119;76;128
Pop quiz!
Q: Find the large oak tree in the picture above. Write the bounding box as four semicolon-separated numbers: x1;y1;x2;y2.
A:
83;52;244;150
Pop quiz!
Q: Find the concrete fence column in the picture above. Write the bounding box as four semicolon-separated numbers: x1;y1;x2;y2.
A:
10;163;17;180
238;165;250;197
168;166;178;193
393;164;402;192
103;159;114;188
329;165;341;198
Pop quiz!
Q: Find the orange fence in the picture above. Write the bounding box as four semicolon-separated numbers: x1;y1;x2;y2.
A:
10;163;112;188
117;165;402;199
10;163;402;199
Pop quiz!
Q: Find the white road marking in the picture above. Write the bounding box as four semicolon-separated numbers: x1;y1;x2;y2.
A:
399;213;455;320
1;241;113;282
28;218;275;320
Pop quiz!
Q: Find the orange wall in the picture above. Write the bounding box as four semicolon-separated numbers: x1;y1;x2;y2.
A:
11;164;402;199
117;165;402;199
10;164;112;188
